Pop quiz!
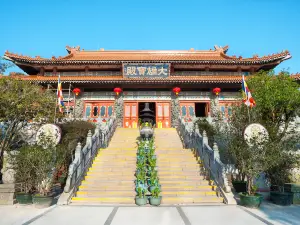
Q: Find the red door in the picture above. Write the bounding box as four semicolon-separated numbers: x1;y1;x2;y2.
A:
156;102;170;128
124;102;138;128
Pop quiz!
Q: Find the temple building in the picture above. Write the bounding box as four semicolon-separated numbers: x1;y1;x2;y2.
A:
3;45;292;128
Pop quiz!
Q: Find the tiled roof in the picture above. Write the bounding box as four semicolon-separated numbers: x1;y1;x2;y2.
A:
20;75;243;84
291;73;300;80
3;45;291;65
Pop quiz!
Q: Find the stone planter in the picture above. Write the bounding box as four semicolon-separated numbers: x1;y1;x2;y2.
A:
135;196;148;206
239;193;263;208
16;193;32;205
149;196;162;206
284;183;300;204
32;195;53;208
270;192;293;206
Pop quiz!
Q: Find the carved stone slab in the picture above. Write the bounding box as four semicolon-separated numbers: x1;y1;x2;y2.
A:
244;123;269;147
36;124;61;146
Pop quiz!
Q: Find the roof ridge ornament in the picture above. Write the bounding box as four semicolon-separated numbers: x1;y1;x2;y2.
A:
214;45;229;54
66;45;80;54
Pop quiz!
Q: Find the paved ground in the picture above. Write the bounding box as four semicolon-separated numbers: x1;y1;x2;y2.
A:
0;205;54;225
1;203;300;225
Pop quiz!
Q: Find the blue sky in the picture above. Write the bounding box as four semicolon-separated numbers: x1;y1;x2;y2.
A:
1;0;299;74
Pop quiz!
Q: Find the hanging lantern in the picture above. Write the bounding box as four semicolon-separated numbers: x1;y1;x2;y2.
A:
114;87;122;96
73;88;81;96
213;87;221;96
172;87;181;96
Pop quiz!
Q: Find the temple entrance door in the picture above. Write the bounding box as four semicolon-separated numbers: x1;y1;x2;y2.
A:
124;102;138;128
156;102;170;128
180;102;195;119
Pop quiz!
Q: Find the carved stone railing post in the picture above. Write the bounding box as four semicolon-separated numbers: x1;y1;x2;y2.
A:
203;130;208;145
74;142;82;177
86;130;92;158
213;142;220;160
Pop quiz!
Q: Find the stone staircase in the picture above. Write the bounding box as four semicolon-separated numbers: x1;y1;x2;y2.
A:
155;128;223;204
72;128;139;204
71;127;223;205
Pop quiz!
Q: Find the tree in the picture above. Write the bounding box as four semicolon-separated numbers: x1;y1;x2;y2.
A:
248;70;300;139
0;77;57;177
218;70;300;194
0;58;14;74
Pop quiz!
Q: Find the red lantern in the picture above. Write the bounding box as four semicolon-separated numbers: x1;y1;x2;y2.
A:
172;87;181;96
73;88;81;96
213;87;221;96
114;87;122;96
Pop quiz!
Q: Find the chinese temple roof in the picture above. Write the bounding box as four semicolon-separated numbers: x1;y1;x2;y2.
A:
4;45;291;66
18;75;243;84
2;73;299;84
291;73;300;80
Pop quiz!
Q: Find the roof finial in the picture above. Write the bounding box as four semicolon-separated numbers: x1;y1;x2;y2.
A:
66;45;80;54
214;45;229;54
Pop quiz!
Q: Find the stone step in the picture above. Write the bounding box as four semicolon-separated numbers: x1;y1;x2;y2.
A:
81;180;135;185
157;158;197;162
72;197;135;204
158;171;201;176
91;164;136;167
157;167;202;172
157;160;198;164
161;196;224;204
161;186;215;191
84;176;136;181
97;152;137;155
76;191;135;197
94;158;136;162
89;168;136;172
156;154;195;158
92;162;136;166
161;191;217;197
96;153;136;157
87;171;135;176
89;167;136;171
79;185;135;190
158;175;206;180
157;164;200;169
84;177;135;181
159;180;208;185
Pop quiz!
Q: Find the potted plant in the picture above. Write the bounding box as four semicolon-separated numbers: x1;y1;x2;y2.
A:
266;151;298;206
30;143;55;208
269;186;293;206
32;177;53;208
239;185;263;208
11;146;35;205
148;170;158;186
149;187;162;206
135;187;147;206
